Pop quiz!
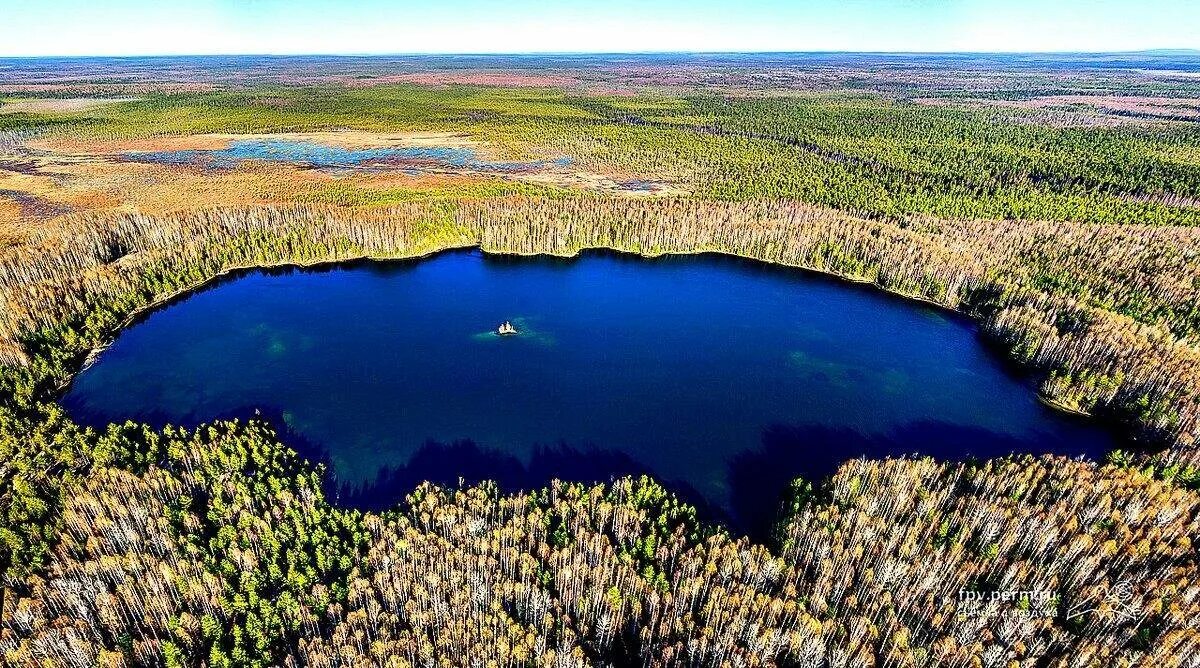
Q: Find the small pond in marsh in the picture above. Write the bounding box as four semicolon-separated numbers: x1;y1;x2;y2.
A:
121;138;569;172
62;250;1114;536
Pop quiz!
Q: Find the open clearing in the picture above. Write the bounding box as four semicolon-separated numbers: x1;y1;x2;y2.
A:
0;96;139;114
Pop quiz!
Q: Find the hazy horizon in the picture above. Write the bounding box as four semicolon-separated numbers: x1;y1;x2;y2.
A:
1;0;1196;58
0;48;1195;61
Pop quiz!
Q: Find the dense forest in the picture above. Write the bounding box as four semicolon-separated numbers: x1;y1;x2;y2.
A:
3;417;1197;666
2;54;1200;666
0;199;1197;666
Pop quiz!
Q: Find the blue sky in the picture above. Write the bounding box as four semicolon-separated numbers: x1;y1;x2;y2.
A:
0;0;1196;57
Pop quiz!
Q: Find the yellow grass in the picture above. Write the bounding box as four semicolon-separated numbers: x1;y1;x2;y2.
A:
0;130;684;229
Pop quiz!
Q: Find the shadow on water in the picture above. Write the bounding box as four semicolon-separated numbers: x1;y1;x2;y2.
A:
305;436;726;528
82;400;738;530
199;412;738;531
727;420;1106;541
285;414;1104;544
71;402;1107;544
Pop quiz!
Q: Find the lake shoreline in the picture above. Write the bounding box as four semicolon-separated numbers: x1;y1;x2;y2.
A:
62;247;1122;532
62;241;1096;441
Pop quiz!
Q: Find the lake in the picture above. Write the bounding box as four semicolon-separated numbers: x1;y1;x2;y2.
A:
62;249;1114;535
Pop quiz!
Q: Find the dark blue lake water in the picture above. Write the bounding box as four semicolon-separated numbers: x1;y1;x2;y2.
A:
63;250;1113;534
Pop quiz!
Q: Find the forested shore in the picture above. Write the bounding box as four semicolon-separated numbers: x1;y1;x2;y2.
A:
0;195;1196;665
0;198;1195;462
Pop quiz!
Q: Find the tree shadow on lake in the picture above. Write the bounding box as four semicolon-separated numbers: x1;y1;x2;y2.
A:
173;409;1107;544
727;420;1106;543
108;405;1105;544
319;438;720;523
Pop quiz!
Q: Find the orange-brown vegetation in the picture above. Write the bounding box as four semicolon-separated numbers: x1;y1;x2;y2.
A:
0;132;682;226
0;98;140;115
915;95;1200;124
392;71;583;88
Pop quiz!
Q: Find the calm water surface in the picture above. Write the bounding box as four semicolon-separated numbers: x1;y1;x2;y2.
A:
121;138;569;172
63;250;1113;533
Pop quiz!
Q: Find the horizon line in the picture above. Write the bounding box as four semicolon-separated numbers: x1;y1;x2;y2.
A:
2;48;1199;60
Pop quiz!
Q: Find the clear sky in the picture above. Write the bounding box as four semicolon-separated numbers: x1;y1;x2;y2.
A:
0;0;1196;57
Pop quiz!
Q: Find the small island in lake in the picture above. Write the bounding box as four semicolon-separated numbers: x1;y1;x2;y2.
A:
496;320;518;336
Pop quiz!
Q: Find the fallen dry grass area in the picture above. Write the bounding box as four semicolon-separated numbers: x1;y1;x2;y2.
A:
389;71;582;88
0;197;19;233
0;152;280;224
0;97;139;114
914;95;1200;126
